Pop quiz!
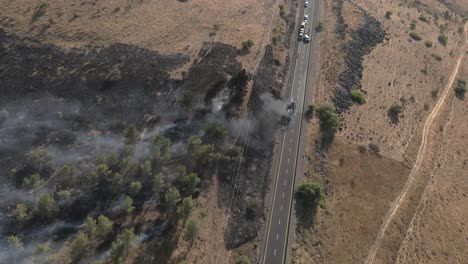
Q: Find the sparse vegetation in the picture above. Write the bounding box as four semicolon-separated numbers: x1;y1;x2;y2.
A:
7;235;24;251
424;41;433;48
409;32;422;41
350;90;366;104
410;22;416;30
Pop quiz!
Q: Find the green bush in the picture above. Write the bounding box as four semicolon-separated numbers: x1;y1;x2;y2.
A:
385;11;392;19
418;16;428;23
236;255;252;264
315;103;340;130
274;58;281;66
455;79;467;96
389;103;404;116
242;39;254;50
410;22;416;30
350;90;366;104
431;54;442;61
424;41;432;48
183;219;199;243
409;32;422;41
438;35;448;46
296;180;325;207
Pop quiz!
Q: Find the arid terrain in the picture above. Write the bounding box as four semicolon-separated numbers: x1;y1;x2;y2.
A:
293;0;467;263
0;0;302;263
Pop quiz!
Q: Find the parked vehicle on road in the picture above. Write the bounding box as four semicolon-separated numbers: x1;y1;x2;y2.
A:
305;1;309;7
304;15;309;21
304;34;310;43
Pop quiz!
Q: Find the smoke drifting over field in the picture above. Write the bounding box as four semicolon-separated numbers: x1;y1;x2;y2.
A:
0;26;282;262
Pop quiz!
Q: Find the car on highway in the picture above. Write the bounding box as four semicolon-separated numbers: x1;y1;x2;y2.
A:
298;32;303;40
304;34;310;43
304;15;309;21
287;98;296;114
304;1;309;7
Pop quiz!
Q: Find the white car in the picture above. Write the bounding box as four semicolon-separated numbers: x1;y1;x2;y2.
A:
304;34;310;42
298;32;304;40
304;15;309;21
300;28;305;34
305;1;309;7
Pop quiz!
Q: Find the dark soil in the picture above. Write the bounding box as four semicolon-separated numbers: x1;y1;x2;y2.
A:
332;0;386;113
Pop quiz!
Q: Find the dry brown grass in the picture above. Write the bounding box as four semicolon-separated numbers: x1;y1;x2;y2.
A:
293;0;468;263
0;0;275;74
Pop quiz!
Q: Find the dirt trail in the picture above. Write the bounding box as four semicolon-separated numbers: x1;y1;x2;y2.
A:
364;22;468;264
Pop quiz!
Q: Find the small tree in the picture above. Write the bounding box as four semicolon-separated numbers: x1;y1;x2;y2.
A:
109;228;136;263
236;255;252;264
58;190;71;201
183;219;199;243
36;193;56;218
34;243;55;263
203;123;228;142
350;90;366;104
409;32;422;41
385;11;392;19
96;215;113;237
316;103;340;130
180;91;194;110
70;232;89;263
179;197;195;220
315;22;323;32
123;196;135;214
123;124;139;145
177;166;200;195
438;35;448;46
153;173;165;198
165;187;181;207
13;203;29;221
242;39;254;50
84;216;97;238
129;181;142;197
296;180;325;207
54;164;77;190
455;79;467;98
7;235;24;251
389;103;404;119
23;173;44;197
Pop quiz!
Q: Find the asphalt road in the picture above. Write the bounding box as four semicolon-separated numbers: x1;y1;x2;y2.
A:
261;0;319;263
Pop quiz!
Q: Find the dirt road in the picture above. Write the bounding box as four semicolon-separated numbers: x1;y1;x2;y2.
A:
364;22;468;264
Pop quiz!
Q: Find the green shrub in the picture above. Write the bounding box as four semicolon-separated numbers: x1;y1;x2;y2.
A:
274;58;281;66
424;41;433;48
350;90;366;104
389;103;404;117
236;255;252;264
455;79;467;96
431;54;442;61
418;16;428;23
438;35;448;46
410;22;416;30
385;11;392;19
315;103;340;130
409;32;422;41
296;180;325;207
242;39;254;49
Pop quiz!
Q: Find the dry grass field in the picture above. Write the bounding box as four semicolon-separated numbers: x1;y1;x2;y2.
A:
294;0;468;263
0;0;275;73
